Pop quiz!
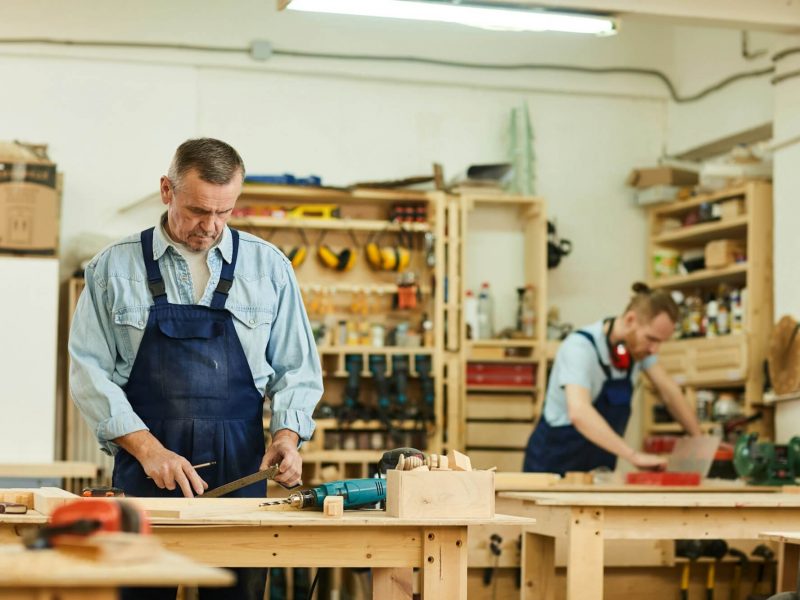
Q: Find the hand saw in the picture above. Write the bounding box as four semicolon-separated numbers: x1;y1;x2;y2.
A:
202;465;301;498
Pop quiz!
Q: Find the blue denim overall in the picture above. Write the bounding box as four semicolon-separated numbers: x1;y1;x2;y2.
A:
524;330;633;475
116;227;266;600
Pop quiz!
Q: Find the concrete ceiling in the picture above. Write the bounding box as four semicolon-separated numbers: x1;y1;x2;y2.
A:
476;0;800;32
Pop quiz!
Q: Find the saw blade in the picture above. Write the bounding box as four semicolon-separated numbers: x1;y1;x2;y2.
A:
202;465;281;498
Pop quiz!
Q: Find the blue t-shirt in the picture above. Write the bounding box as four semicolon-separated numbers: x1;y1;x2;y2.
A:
542;320;658;427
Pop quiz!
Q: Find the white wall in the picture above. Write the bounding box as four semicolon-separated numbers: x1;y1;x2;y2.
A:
772;41;800;320
0;0;784;327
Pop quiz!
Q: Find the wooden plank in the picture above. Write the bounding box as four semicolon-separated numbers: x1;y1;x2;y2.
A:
470;451;527;473
0;545;234;588
386;470;495;519
372;568;413;600
154;525;423;568
466;422;532;449
522;531;555;600
499;492;800;508
495;472;560;490
422;527;468;600
601;507;800;540
565;508;604;599
32;488;78;516
0;463;97;479
777;541;800;592
466;394;536;420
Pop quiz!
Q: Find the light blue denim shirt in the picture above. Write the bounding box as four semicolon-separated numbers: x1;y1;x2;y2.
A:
69;223;322;456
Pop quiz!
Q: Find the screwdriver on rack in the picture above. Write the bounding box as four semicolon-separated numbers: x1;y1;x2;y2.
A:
259;478;386;510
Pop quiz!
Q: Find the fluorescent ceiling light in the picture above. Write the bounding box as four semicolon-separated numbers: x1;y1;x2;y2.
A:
283;0;617;35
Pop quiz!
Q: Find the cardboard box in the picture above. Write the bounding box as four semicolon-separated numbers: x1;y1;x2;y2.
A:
704;239;745;269
0;142;59;256
720;199;745;221
626;167;698;189
386;469;494;519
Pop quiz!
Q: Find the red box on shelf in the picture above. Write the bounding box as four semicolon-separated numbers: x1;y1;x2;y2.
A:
466;363;536;387
625;471;701;486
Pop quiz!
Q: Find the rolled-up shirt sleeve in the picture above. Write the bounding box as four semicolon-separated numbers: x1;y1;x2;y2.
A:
68;262;147;455
265;262;322;442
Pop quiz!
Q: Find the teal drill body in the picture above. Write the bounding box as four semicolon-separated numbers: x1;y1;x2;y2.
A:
293;478;386;509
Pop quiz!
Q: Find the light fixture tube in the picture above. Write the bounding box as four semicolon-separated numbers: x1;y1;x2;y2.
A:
284;0;617;35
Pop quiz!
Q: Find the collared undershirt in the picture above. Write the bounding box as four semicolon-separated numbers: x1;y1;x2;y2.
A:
159;214;217;303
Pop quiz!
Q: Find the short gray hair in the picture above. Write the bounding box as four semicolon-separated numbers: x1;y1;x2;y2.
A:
167;138;245;190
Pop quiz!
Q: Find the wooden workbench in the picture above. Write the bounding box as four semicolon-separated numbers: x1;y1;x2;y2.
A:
760;531;800;593
0;543;233;599
498;491;800;600
0;490;532;600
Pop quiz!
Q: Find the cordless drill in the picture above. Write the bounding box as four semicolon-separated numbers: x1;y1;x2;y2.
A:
260;478;386;510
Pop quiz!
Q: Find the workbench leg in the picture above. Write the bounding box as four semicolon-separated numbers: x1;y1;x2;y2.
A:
373;568;413;600
565;508;604;600
777;541;800;592
521;530;555;600
422;526;468;600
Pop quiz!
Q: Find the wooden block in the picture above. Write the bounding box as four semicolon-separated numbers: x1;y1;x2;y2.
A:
0;491;33;509
564;471;593;485
0;502;27;514
495;472;561;491
448;450;472;472
33;487;79;515
720;198;745;220
412;465;430;471
386;470;494;518
323;495;343;518
431;455;450;471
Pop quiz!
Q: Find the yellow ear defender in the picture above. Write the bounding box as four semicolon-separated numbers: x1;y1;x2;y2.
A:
317;230;358;272
366;230;411;272
280;229;309;269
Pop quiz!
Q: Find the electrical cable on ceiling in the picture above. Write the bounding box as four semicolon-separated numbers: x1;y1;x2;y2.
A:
0;37;796;103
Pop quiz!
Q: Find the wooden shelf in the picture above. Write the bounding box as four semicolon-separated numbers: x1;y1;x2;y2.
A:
241;183;430;203
318;346;434;355
648;422;719;433
468;339;538;348
652;185;748;217
649;263;747;289
466;385;537;393
313;418;425;431
230;215;430;233
653;216;748;246
299;450;384;462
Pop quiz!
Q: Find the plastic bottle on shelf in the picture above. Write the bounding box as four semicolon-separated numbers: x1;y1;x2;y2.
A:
521;285;536;338
716;298;730;336
705;295;719;338
477;282;495;340
730;288;744;334
464;290;479;340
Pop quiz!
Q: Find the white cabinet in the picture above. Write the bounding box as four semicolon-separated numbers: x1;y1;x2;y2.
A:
0;256;58;461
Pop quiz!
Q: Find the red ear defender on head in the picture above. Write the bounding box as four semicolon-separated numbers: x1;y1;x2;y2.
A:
611;343;631;370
